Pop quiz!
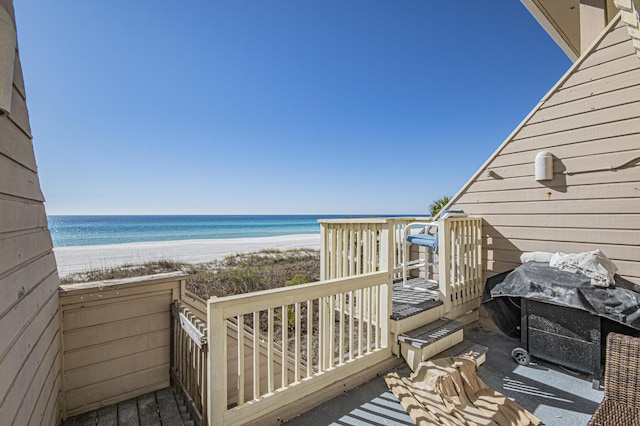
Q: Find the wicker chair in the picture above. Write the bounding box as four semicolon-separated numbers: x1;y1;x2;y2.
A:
588;333;640;426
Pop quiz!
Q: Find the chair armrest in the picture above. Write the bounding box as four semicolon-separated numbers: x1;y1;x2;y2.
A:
402;222;439;241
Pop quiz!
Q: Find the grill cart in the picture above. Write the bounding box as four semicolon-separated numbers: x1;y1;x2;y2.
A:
483;262;640;389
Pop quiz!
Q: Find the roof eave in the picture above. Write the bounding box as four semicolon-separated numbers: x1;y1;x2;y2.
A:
521;0;580;62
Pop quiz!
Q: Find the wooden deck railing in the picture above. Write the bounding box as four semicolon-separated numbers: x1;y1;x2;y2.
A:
171;301;208;426
319;217;421;280
438;216;483;311
206;271;392;426
320;216;483;314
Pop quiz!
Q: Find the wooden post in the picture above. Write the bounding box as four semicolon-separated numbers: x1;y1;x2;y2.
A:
379;222;390;274
319;223;327;281
439;217;451;314
207;296;226;426
379;282;390;349
382;220;394;349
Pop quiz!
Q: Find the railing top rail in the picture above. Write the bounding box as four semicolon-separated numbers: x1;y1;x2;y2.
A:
318;218;389;224
59;271;188;293
183;289;207;306
318;216;428;224
207;271;387;317
441;215;482;222
317;215;481;225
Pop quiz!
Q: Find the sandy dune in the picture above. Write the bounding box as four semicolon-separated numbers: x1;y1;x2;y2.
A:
53;234;321;277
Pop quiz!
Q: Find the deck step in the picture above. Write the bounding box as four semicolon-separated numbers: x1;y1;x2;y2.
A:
398;318;464;371
444;341;489;366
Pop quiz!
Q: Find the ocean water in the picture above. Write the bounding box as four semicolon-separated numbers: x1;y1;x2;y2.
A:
47;215;380;247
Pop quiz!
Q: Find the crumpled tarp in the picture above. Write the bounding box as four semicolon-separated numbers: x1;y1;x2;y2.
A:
385;355;541;426
487;262;640;330
549;249;618;287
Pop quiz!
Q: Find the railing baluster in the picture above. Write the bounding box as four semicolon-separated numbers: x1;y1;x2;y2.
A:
370;225;375;273
469;221;474;298
349;224;355;276
331;226;338;279
342;225;348;277
476;219;482;295
357;288;363;358
253;311;260;401
373;224;380;272
306;299;312;378
467;220;472;299
348;290;354;361
188;310;195;394
453;222;459;298
268;308;274;394
362;227;369;274
282;305;288;389
323;296;331;370
188;327;193;400
450;221;456;303
366;287;372;354
336;225;343;279
356;228;362;275
295;302;301;383
461;221;467;299
318;297;324;371
320;223;327;281
338;292;344;365
179;309;185;389
375;285;380;350
329;295;335;369
238;314;245;406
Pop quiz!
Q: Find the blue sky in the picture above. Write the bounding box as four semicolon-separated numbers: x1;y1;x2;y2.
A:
14;1;571;215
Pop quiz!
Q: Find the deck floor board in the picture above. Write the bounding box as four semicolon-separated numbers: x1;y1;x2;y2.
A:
391;277;441;320
137;392;162;426
96;404;117;426
63;388;189;426
74;410;97;426
156;387;184;426
117;398;140;426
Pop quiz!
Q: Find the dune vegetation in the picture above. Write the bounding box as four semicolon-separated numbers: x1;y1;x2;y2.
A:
59;248;321;300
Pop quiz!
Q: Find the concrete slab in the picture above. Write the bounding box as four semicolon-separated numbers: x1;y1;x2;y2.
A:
285;326;603;425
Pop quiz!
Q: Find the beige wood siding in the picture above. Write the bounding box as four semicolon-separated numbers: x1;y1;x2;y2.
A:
450;16;640;284
58;273;183;417
0;1;62;425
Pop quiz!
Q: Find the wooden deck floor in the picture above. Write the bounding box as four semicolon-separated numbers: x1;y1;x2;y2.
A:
391;277;441;320
61;387;193;426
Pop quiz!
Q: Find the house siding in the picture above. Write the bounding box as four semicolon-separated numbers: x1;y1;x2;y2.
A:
451;17;640;284
0;0;61;424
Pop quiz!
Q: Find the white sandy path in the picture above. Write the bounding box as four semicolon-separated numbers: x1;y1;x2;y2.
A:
53;234;321;277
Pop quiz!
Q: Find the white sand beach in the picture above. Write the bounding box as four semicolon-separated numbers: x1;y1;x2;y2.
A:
53;234;321;277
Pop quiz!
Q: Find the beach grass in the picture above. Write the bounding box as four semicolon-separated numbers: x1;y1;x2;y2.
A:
59;248;321;299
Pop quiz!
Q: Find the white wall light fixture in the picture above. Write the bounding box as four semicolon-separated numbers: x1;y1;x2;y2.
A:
535;151;554;181
0;5;16;117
